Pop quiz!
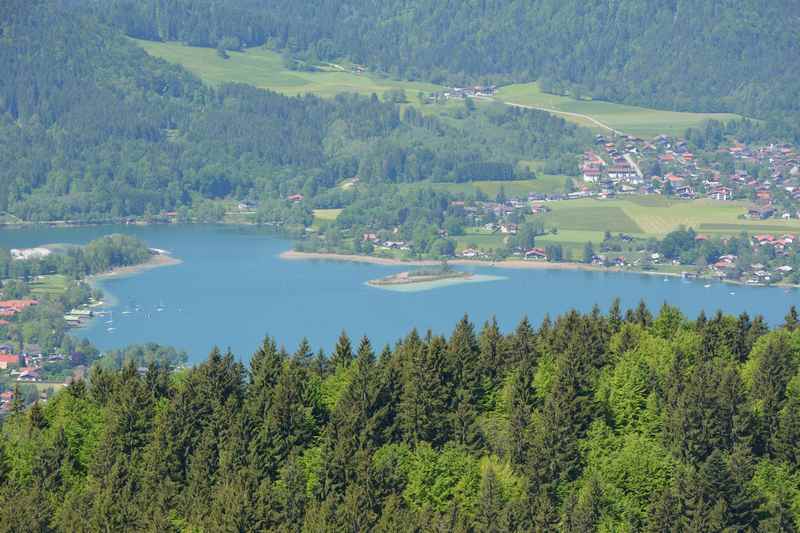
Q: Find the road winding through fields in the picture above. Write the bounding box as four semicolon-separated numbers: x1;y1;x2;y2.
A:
480;95;625;136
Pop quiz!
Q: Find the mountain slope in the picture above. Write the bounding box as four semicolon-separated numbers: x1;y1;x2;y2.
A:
83;0;800;126
0;0;589;221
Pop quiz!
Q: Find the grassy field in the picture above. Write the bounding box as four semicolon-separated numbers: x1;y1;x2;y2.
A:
134;39;440;98
29;275;69;296
133;40;740;139
495;83;743;138
539;205;643;234
400;175;570;197
535;197;800;238
454;229;602;259
313;209;343;221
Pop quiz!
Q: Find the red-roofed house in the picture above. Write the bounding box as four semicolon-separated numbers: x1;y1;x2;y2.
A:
0;300;38;318
524;248;548;261
0;354;21;370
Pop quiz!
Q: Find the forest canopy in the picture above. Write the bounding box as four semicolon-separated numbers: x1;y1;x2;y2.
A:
2;304;800;530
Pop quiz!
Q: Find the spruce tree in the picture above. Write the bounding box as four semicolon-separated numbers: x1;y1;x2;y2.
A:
475;466;505;533
509;316;536;367
246;336;283;423
373;345;403;444
320;336;378;496
399;331;449;446
448;315;484;449
508;357;536;466
751;331;796;449
608;298;623;333
293;337;314;368
783;305;799;331
331;330;354;369
772;393;800;465
478;316;505;385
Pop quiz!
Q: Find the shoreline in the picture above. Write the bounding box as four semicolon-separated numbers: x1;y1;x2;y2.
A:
281;250;625;273
279;250;800;289
88;252;182;283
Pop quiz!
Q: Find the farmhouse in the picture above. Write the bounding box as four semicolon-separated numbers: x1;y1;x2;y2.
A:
708;187;733;201
524;248;547;260
0;354;21;370
747;205;775;220
582;167;602;183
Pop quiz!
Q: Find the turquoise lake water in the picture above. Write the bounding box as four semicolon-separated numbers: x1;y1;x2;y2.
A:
1;224;797;363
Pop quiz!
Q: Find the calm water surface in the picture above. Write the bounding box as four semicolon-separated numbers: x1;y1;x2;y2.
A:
1;224;797;363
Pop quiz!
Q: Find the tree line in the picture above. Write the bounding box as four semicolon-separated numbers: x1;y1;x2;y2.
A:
0;1;587;223
80;0;800;141
0;235;152;280
2;303;800;530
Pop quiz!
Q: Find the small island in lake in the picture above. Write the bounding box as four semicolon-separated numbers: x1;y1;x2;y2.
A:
368;264;472;287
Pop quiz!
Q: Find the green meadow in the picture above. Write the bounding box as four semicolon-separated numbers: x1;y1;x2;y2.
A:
534;197;800;238
134;39;440;98
495;83;743;138
133;40;741;139
29;274;69;296
455;195;800;258
399;175;570;197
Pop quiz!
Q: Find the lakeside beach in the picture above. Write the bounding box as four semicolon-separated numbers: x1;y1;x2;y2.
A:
88;251;182;282
279;250;800;289
282;250;651;274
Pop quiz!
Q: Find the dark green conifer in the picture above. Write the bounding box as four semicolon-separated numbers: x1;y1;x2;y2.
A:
331;330;354;368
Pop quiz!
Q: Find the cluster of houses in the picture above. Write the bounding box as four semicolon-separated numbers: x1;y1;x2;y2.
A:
581;134;800;219
751;233;797;256
581;139;642;188
442;85;498;99
0;343;48;382
710;254;794;285
703;233;798;284
361;233;411;252
0;344;87;414
0;299;38;326
9;247;51;261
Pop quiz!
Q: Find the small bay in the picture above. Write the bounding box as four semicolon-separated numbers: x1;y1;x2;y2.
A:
0;224;797;364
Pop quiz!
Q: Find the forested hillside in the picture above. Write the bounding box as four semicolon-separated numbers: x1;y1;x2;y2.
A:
0;0;587;222
83;0;800;128
2;304;800;530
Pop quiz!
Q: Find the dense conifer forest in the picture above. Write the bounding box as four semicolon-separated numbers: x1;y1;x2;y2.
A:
2;304;800;531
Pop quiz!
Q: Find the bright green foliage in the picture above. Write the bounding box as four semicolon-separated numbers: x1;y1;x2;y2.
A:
1;306;800;529
403;443;480;513
582;422;676;528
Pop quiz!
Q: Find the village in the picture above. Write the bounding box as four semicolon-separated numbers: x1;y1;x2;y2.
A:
579;134;800;219
0;335;87;417
0;293;104;416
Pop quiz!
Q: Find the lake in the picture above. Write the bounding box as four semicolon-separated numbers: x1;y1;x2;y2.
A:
1;224;797;363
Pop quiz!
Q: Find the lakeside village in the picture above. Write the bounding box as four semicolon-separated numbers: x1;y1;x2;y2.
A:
0;293;102;417
0;236;177;416
349;133;800;286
